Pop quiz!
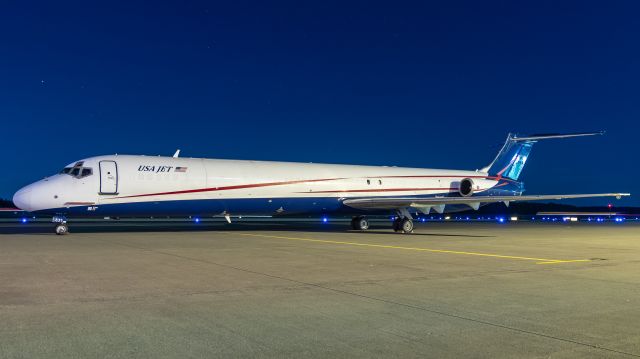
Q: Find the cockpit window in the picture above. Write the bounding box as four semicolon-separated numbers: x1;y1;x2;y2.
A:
60;163;93;178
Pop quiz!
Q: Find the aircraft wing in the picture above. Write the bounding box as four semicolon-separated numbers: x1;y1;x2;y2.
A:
342;193;630;211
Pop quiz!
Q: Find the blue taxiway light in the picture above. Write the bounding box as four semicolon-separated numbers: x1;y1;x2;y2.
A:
194;217;200;223
322;217;328;223
20;218;27;223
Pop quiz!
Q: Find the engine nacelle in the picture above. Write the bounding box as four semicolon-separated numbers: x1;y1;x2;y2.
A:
459;178;474;197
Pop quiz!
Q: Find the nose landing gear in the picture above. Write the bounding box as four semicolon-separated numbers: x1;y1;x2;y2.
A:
52;215;69;235
54;223;69;235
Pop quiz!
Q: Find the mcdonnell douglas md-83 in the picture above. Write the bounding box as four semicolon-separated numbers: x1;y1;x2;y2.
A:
13;132;630;234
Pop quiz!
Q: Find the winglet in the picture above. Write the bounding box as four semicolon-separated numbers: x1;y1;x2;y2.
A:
173;149;181;158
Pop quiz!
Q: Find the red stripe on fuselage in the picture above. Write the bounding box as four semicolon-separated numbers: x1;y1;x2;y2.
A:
111;178;347;199
378;175;519;183
306;187;457;194
302;187;493;194
109;174;507;199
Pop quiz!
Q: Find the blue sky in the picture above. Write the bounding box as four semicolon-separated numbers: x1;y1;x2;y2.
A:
1;1;638;205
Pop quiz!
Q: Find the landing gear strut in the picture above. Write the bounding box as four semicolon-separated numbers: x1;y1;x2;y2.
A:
351;216;370;231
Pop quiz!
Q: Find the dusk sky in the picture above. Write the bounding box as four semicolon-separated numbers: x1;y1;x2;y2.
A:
1;1;638;205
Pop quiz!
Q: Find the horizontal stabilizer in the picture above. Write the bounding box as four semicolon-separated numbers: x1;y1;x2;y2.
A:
510;131;604;142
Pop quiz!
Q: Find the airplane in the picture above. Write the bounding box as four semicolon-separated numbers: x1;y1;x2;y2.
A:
12;131;630;235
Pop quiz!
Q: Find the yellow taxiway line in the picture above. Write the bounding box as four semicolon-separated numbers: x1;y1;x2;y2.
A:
238;233;591;265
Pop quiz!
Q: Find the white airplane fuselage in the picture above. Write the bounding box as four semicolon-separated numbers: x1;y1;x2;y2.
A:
13;155;515;217
12;132;631;235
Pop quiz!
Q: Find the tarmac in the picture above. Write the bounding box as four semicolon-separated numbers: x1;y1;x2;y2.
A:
1;220;639;358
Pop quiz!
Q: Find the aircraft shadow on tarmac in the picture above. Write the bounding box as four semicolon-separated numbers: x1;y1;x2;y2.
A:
0;222;495;238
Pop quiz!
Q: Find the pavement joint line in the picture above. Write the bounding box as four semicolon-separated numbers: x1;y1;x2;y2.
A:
238;233;591;265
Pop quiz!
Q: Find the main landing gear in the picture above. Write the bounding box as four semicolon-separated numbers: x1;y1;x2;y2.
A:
351;214;414;234
52;216;69;235
350;216;370;231
392;208;414;234
392;217;414;234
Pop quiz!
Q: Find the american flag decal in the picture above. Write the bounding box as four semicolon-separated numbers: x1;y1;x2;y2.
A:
174;167;188;172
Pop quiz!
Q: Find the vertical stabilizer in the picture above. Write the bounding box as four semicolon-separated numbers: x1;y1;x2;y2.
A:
481;131;604;180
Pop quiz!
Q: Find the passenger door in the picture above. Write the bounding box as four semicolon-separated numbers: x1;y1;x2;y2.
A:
99;161;118;194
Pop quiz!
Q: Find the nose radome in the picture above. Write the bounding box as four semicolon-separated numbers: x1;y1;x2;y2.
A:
13;187;32;211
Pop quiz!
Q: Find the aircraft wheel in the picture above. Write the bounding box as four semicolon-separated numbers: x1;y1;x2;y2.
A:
400;218;414;234
351;216;370;230
55;223;69;235
355;217;369;230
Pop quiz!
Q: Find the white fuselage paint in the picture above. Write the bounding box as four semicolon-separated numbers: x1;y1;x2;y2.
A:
13;155;501;215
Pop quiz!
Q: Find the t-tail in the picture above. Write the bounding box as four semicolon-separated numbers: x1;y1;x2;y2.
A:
481;131;605;180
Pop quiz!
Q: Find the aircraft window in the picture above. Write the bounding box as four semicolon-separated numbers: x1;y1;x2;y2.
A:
378;180;382;185
60;164;93;178
366;179;371;185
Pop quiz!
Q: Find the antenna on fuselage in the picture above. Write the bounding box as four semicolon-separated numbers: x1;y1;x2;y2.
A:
173;149;181;158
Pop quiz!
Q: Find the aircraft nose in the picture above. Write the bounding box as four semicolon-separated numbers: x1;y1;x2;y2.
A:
13;187;32;211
